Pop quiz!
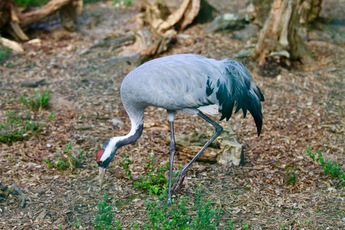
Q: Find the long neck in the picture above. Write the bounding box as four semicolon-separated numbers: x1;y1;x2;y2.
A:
117;122;143;147
101;109;144;165
117;107;144;148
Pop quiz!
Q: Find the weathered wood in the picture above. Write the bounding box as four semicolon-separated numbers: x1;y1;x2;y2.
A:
0;0;13;28
300;0;322;23
0;0;83;41
155;0;190;33
60;0;83;31
19;0;71;27
102;0;214;64
7;21;29;41
251;0;274;26
143;0;206;35
255;0;316;65
0;36;24;53
180;0;200;30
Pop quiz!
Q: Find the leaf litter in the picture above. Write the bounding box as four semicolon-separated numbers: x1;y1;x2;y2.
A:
0;0;345;229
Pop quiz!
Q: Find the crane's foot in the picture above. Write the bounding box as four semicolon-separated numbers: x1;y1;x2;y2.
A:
171;172;186;193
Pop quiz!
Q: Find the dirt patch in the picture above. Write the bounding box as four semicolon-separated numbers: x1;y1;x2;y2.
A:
1;1;345;229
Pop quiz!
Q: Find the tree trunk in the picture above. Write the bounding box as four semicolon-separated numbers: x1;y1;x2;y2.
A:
255;0;321;65
250;0;274;26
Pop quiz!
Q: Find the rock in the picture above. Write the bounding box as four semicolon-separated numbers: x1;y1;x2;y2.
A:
231;24;260;41
204;13;247;33
233;44;255;59
176;125;244;165
217;125;244;166
217;139;243;166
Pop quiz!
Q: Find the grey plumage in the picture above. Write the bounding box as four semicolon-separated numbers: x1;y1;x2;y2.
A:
121;54;264;134
96;54;264;204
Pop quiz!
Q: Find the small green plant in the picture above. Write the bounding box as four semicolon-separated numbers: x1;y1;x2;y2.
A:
44;143;85;170
0;110;41;143
49;112;54;121
55;157;69;170
73;221;81;228
286;166;298;186
13;0;48;7
0;46;11;62
190;186;221;229
120;155;132;179
64;143;85;168
224;220;235;230
279;224;287;230
84;0;102;3
20;90;51;112
113;0;133;7
94;194;122;230
44;159;54;168
305;147;345;186
242;224;250;230
144;186;223;229
134;155;169;195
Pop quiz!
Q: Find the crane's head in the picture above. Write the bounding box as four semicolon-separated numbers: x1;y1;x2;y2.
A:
96;124;143;187
96;138;119;187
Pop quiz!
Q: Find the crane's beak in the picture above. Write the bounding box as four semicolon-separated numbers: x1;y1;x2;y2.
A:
99;167;106;187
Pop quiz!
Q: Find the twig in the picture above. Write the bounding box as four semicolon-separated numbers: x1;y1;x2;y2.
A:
11;184;26;208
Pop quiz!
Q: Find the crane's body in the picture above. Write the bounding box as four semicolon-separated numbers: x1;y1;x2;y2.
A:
96;54;264;204
121;54;262;123
122;54;229;111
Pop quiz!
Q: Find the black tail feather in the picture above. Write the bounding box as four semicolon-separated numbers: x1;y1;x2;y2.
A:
218;60;264;136
234;87;263;136
248;91;263;136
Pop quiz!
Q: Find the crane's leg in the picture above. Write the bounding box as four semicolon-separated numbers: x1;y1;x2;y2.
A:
172;111;223;192
167;111;176;205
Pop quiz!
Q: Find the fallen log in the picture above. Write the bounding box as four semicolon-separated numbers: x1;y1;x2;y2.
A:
0;0;83;41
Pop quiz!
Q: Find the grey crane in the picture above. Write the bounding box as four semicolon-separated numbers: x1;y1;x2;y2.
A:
96;54;264;204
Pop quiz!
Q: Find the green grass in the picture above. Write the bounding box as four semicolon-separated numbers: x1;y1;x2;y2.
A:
13;0;49;7
285;165;298;186
93;194;122;230
113;0;133;7
305;146;345;186
0;110;41;143
120;155;132;179
0;91;51;143
133;155;170;196
115;155;235;228
94;186;234;230
20;90;50;112
0;46;11;62
44;143;85;170
144;186;223;229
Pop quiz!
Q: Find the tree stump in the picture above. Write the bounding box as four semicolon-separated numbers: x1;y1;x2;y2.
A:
119;0;214;60
254;0;318;65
